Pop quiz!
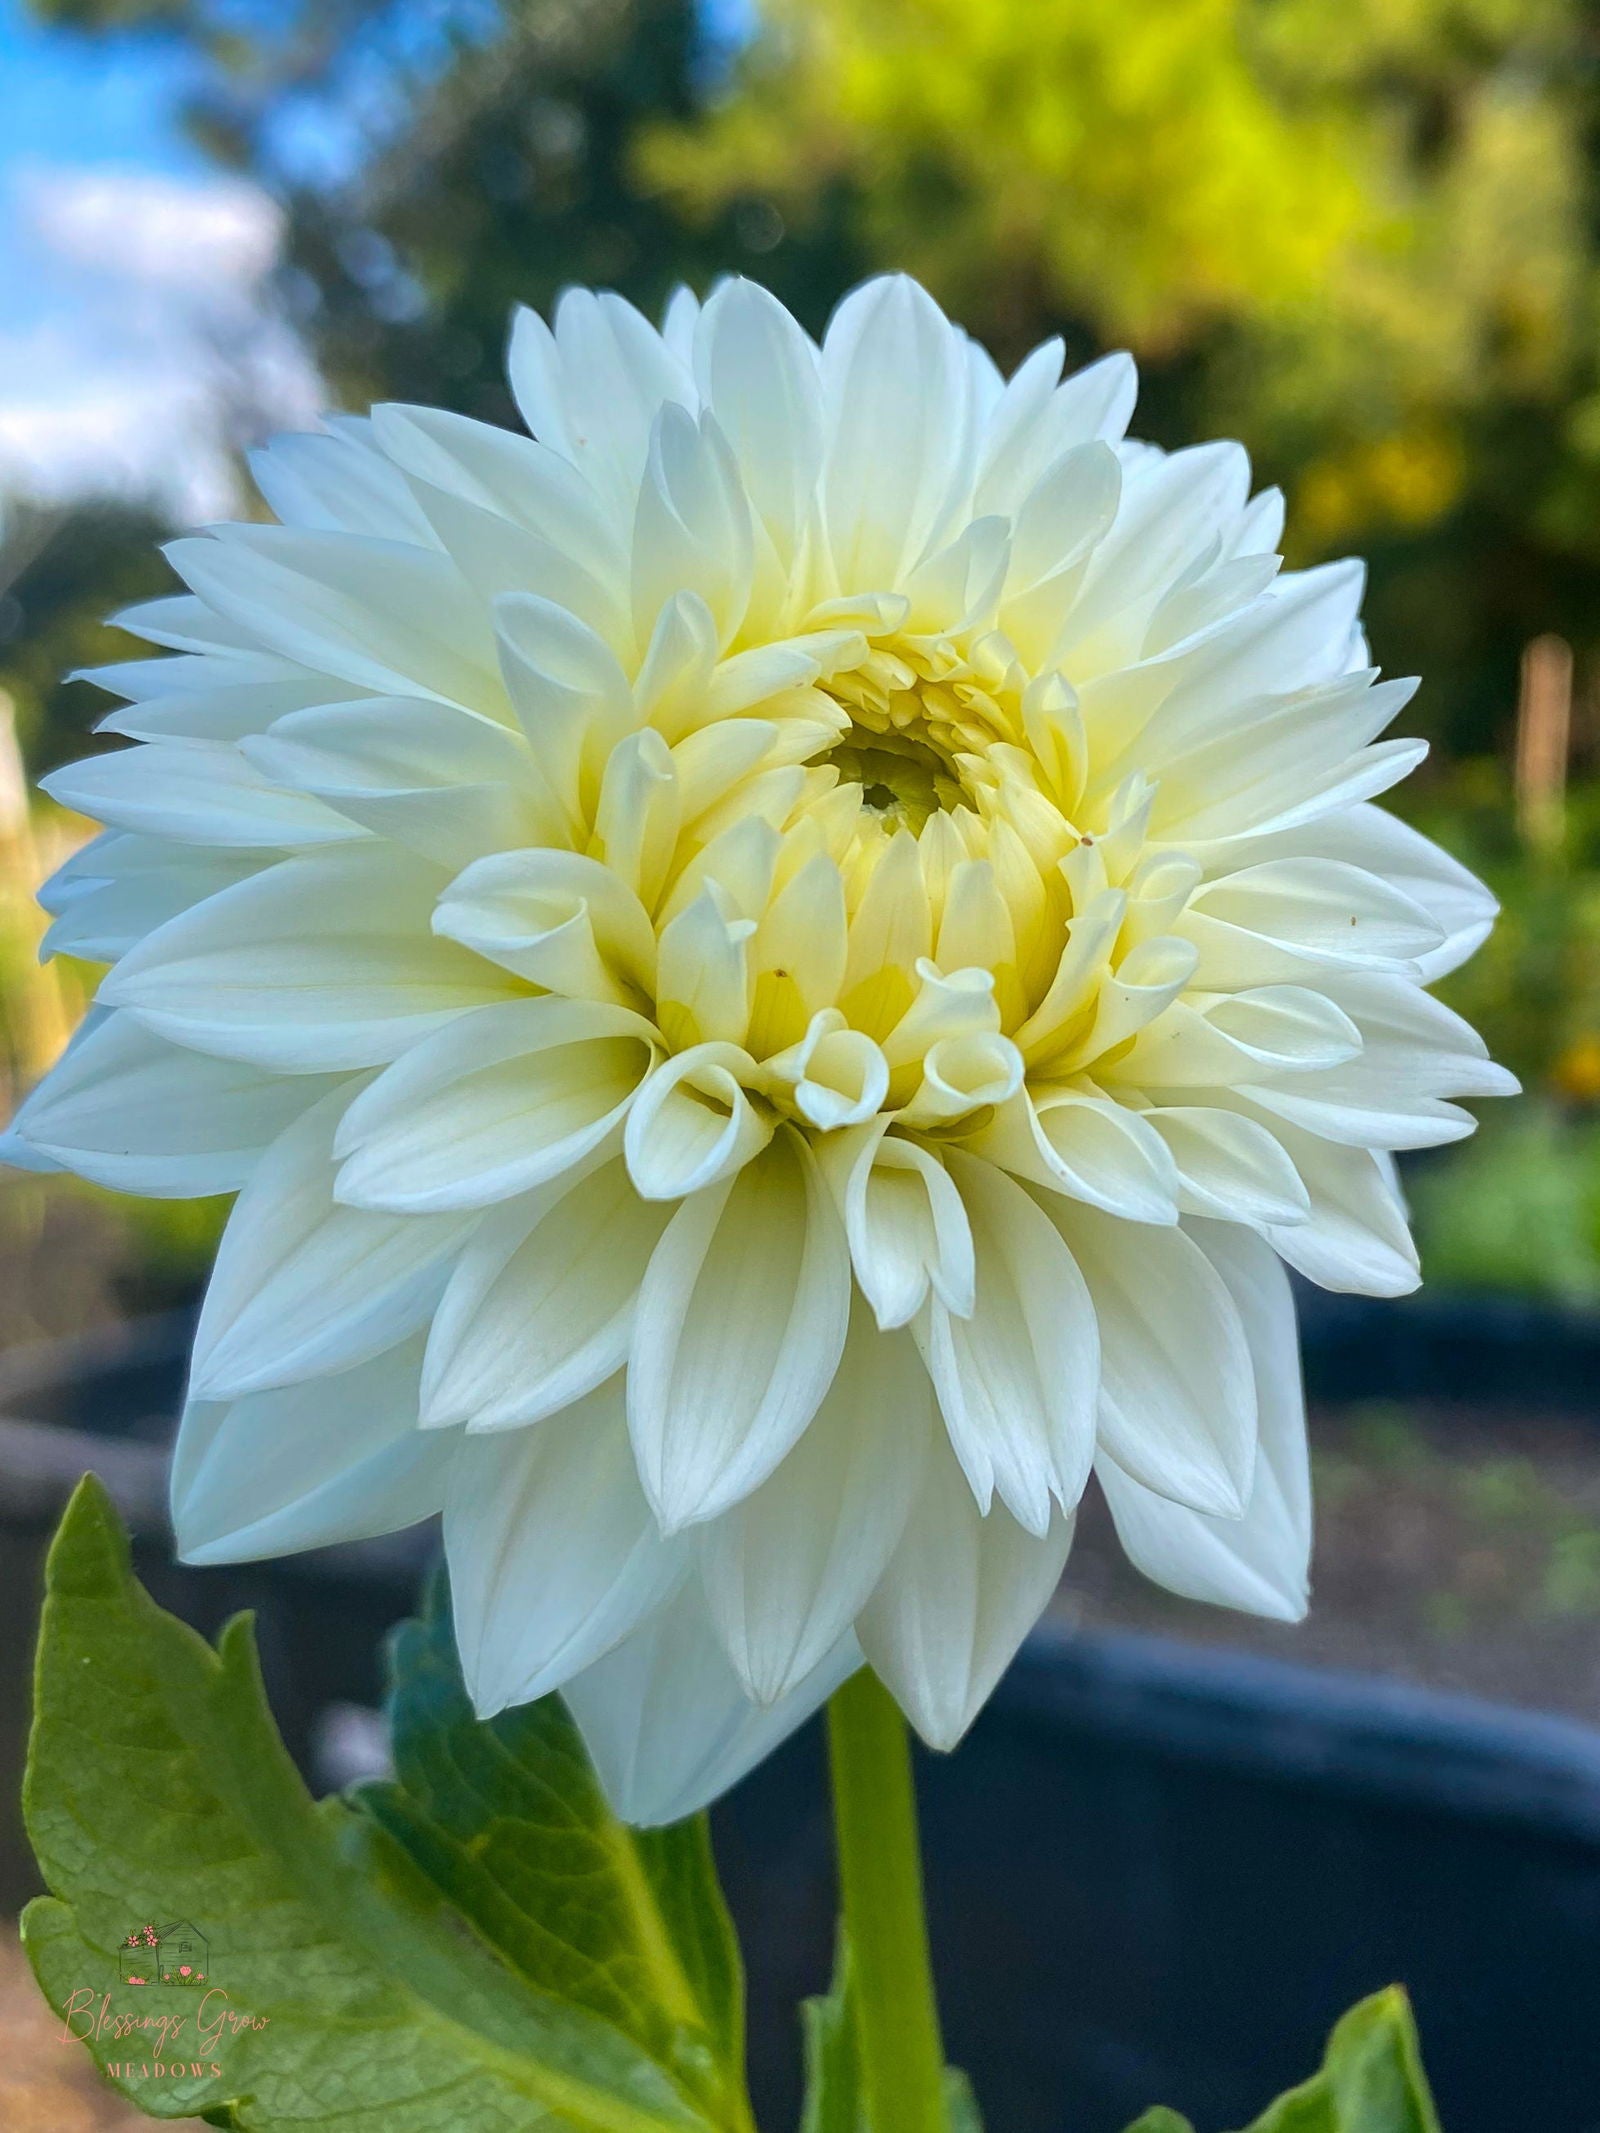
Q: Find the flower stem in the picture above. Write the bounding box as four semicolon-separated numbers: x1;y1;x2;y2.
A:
825;1669;947;2133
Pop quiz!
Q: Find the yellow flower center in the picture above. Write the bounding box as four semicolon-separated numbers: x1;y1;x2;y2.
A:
825;726;960;831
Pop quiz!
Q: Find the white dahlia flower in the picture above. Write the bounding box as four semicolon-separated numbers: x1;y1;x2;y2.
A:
8;275;1512;1823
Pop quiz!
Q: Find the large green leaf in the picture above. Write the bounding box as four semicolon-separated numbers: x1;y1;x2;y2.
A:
1124;1986;1441;2133
1235;1988;1441;2133
357;1570;747;2130
21;1475;748;2133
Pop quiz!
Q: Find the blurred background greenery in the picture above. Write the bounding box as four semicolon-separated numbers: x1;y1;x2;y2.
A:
5;0;1600;1327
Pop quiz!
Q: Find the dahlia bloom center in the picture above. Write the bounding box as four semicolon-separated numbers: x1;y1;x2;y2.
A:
516;587;1182;1158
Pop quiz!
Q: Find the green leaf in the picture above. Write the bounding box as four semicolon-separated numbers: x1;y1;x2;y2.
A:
1123;2113;1195;2133
22;1475;742;2133
1235;1987;1441;2133
798;1934;981;2133
356;1568;748;2130
941;2065;984;2133
800;1937;864;2133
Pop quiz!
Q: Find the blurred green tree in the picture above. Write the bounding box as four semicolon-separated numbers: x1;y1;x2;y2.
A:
26;0;861;420
8;0;816;772
29;0;1597;763
0;506;171;778
645;0;1600;759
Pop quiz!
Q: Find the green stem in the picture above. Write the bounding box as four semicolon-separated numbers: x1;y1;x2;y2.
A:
825;1670;947;2133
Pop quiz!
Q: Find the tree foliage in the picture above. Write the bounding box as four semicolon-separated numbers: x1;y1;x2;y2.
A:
645;0;1600;756
25;0;1600;767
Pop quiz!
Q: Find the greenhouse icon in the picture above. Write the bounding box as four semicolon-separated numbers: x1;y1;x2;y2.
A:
119;1921;210;1987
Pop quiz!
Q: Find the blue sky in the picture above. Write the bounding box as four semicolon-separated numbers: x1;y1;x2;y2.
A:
0;0;757;519
0;0;197;159
0;0;202;293
0;0;323;518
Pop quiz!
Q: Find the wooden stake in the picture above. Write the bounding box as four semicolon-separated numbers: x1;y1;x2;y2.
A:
0;688;75;1104
1515;633;1574;854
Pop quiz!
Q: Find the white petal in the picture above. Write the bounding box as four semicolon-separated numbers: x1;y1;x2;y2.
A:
190;1086;477;1400
1005;441;1122;598
858;1435;1074;1751
250;420;442;544
629;1127;851;1531
564;1584;860;1826
749;850;850;1038
1143;1103;1312;1227
0;1128;63;1174
42;742;359;850
976;346;1136;516
433;846;657;1002
698;1303;932;1704
39;834;265;965
421;1155;672;1430
632;404;754;647
816;1120;974;1328
653;885;755;1049
1110;986;1361;1091
109;592;264;655
494;591;637;833
821;275;973;588
167;527;499;710
694;278;823;559
1048;1202;1257;1517
1099;1223;1310;1621
172;1337;450;1564
100;844;512;1071
971;1085;1179;1224
370;402;626;590
661;284;700;368
413;473;631;653
1063;442;1251;660
508;287;696;518
919;1152;1099;1533
1156;559;1367;704
1242;973;1516;1151
8;1011;341;1197
1261;1121;1420;1296
1241;803;1499;984
332;997;659;1213
94;648;272;712
593;726;683;910
624;1042;772;1200
1142;673;1426;850
1179;858;1446;985
902;515;1011;635
445;1380;688;1716
242;695;555;870
761;1010;888;1132
96;672;328;749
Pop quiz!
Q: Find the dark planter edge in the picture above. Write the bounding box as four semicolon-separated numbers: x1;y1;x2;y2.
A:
998;1621;1600;1848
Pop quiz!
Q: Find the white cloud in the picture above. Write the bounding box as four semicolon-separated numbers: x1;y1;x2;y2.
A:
0;163;324;525
18;165;284;291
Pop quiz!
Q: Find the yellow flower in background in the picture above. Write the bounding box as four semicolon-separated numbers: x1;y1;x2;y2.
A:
1551;1034;1600;1106
5;274;1512;1822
